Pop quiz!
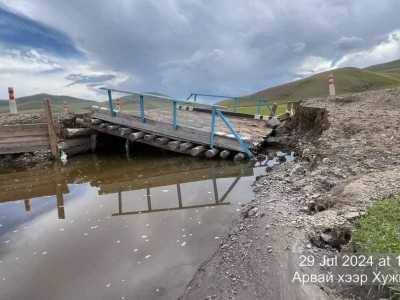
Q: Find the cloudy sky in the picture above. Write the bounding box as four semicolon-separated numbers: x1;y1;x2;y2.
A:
0;0;399;101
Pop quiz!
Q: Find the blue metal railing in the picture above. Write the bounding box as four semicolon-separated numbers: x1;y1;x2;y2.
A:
186;92;273;116
100;87;253;158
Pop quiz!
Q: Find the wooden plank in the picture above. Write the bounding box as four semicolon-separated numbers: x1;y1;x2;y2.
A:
44;99;59;159
0;135;50;144
0;140;50;153
0;124;50;138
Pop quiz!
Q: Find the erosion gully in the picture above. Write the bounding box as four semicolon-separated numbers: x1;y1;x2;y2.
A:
0;145;293;300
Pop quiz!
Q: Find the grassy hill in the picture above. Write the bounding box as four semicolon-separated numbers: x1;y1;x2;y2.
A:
99;92;173;111
0;93;97;114
218;59;400;112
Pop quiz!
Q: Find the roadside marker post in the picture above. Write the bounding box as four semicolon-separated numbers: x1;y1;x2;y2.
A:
8;87;18;115
116;98;121;111
328;74;336;96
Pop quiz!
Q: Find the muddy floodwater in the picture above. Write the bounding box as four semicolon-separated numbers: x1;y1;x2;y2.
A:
0;146;292;300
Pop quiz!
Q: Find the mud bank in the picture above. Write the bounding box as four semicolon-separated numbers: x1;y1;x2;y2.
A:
179;88;400;300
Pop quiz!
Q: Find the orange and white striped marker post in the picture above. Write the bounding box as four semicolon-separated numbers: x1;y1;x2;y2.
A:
8;87;18;114
328;74;336;96
115;97;121;110
63;101;68;113
24;199;31;212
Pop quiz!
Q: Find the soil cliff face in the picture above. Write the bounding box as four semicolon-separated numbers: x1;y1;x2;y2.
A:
290;105;330;139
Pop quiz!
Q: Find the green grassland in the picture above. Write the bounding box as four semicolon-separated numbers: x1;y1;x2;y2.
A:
99;94;172;111
0;93;96;114
350;196;400;298
218;59;400;109
351;196;400;252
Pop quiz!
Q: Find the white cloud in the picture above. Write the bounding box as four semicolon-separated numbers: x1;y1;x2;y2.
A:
0;46;130;100
336;29;400;68
0;47;60;74
294;56;333;77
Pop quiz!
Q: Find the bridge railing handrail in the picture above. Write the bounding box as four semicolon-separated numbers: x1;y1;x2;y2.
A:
186;92;273;115
99;87;227;108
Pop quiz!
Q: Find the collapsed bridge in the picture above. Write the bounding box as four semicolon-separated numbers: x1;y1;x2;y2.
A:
75;88;293;160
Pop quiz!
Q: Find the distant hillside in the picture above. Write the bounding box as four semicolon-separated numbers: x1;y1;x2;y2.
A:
99;92;174;110
365;59;400;78
218;59;400;108
0;93;96;113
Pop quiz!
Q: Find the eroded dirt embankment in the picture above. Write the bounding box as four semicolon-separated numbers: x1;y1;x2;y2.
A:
179;88;400;300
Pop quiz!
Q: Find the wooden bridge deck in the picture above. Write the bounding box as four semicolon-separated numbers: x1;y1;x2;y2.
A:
81;106;272;159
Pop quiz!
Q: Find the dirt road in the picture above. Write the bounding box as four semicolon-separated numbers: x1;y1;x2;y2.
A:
179;88;400;300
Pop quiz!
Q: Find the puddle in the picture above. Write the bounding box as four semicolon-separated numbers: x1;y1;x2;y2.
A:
0;148;291;300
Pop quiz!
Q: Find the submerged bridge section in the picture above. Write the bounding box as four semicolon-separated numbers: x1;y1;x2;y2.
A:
79;88;282;160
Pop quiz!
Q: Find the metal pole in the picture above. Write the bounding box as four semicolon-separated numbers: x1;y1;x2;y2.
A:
140;95;145;123
172;101;177;130
107;90;114;116
210;106;216;148
215;110;253;158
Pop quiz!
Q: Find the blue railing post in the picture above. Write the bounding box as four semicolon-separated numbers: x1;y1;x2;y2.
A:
172;101;177;130
139;95;145;123
266;102;274;116
210;106;216;148
257;100;261;115
234;98;238;113
215;110;253;158
107;90;115;116
194;94;197;103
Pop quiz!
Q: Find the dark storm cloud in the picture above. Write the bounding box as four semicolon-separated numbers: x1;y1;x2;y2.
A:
2;0;400;97
0;7;81;57
335;36;365;50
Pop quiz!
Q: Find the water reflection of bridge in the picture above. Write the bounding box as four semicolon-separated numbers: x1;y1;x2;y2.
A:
0;157;255;219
